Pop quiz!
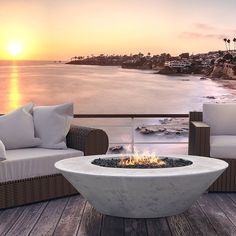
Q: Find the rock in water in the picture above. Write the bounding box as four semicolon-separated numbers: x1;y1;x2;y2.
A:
205;96;216;99
109;145;124;152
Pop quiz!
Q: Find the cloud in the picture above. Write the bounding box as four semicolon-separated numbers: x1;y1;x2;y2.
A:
180;22;236;40
194;23;217;31
180;32;226;40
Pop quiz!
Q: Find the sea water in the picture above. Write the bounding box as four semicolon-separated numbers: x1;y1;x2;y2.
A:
0;62;234;153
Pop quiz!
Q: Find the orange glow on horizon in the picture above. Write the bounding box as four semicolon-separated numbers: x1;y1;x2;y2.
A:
0;1;234;60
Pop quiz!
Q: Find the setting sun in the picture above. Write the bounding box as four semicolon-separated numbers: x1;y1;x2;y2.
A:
7;41;23;56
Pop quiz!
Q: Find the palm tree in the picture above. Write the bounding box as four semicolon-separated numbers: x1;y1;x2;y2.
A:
227;39;231;51
138;52;144;58
224;38;228;51
233;38;236;51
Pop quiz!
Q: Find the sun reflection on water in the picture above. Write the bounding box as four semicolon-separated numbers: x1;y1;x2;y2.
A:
9;66;21;110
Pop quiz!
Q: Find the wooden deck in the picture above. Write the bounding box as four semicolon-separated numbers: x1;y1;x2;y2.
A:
0;193;236;236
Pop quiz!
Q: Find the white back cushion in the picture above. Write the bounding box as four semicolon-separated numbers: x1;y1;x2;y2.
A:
33;103;73;149
0;103;41;149
203;103;236;135
0;140;7;161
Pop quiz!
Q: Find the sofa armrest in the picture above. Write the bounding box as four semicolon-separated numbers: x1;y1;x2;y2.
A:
191;121;209;128
188;121;210;157
66;125;109;156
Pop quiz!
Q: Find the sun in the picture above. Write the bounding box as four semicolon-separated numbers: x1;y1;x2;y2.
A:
7;41;23;56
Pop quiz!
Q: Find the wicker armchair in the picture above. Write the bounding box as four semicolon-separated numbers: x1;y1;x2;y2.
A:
188;111;236;192
0;125;109;208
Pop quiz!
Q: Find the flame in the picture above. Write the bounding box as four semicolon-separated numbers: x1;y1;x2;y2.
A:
119;152;166;167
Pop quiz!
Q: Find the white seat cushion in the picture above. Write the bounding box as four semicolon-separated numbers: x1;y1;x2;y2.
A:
210;135;236;159
203;103;236;135
0;148;83;182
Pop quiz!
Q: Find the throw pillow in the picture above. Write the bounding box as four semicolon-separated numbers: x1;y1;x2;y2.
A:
0;140;7;161
33;103;73;149
0;103;41;149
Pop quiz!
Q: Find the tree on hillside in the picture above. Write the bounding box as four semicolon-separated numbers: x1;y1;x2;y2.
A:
224;38;228;51
218;50;224;57
233;38;236;51
179;52;189;59
227;39;231;51
71;56;77;61
223;53;233;61
138;52;144;58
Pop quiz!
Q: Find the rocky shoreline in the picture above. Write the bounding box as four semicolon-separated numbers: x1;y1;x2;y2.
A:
109;118;189;153
136;118;189;136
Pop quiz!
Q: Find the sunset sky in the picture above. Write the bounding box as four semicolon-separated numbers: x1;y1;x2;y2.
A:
1;0;236;60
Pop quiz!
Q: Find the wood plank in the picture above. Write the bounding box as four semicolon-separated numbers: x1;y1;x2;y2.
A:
198;194;236;235
184;202;217;236
77;201;102;236
124;218;147;236
167;213;194;236
210;194;236;227
53;195;86;236
146;218;171;236
1;193;236;236
101;215;124;236
6;202;47;236
0;206;26;235
29;197;68;236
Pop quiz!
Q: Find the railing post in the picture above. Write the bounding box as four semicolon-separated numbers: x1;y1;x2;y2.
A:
131;117;135;153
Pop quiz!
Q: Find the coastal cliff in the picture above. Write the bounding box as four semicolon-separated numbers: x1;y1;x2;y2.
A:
67;51;236;80
121;60;152;70
158;65;207;75
158;66;178;75
209;64;236;80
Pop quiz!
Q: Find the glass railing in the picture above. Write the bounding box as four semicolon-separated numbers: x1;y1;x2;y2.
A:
73;114;189;155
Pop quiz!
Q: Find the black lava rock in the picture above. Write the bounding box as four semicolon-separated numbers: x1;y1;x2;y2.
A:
91;157;192;169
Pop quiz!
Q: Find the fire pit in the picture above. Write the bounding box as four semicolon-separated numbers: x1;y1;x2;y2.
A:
55;154;228;218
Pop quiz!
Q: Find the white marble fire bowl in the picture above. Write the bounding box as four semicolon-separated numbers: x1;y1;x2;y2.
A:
55;154;228;218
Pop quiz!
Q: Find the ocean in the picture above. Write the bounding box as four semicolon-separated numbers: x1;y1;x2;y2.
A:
0;61;234;153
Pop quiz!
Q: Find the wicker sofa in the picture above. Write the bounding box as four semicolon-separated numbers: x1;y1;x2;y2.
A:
188;104;236;192
0;125;109;209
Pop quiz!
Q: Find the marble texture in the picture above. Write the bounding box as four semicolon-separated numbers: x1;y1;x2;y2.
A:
55;154;228;218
